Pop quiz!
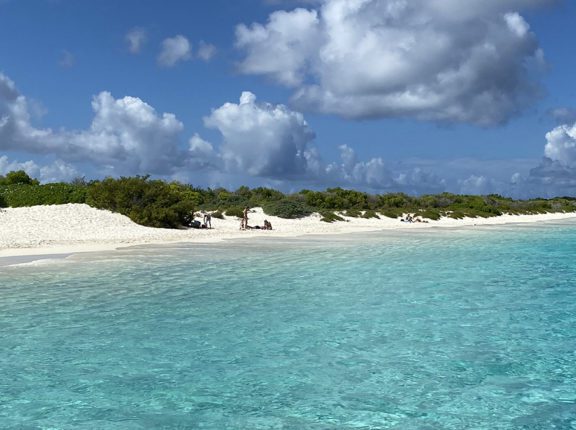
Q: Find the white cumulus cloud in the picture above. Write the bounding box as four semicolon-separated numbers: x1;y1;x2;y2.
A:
525;120;576;197
0;72;192;175
0;156;79;183
459;175;494;195
66;92;186;174
324;145;394;188
204;91;316;178
236;8;321;86
544;122;576;167
158;35;192;67
236;0;550;125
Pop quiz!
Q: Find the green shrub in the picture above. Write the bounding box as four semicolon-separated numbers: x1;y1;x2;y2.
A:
380;208;403;219
262;199;313;219
251;187;285;203
0;170;40;186
418;209;441;221
0;193;6;208
86;176;194;228
320;211;345;223
211;210;224;219
361;209;380;219
0;183;88;207
225;207;245;218
344;209;361;218
448;211;466;219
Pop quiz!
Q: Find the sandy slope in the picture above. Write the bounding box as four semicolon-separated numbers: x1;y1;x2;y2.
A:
1;203;576;257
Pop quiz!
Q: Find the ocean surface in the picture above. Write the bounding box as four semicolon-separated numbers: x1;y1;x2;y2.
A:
1;222;576;429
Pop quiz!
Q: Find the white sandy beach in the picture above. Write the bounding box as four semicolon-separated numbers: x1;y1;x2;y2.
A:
1;203;576;258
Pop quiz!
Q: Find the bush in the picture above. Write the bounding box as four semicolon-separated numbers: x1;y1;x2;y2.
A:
380;208;403;219
225;207;245;218
344;209;362;218
0;183;88;207
448;211;466;219
262;199;313;219
361;209;380;219
211;210;224;219
0;194;6;208
320;211;345;223
419;209;441;221
0;170;40;186
86;176;194;228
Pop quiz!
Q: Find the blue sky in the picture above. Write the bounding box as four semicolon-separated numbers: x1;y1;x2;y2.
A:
1;0;575;197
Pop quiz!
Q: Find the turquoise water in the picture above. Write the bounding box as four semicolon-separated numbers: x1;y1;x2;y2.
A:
1;223;576;429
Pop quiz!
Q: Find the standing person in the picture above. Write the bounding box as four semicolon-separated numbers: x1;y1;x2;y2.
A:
243;207;249;229
203;212;212;229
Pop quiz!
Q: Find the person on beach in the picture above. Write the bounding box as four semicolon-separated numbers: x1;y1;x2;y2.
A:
263;220;272;230
243;207;249;229
203;212;212;229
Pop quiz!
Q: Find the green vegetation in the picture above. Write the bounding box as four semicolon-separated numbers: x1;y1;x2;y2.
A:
1;171;575;229
211;210;224;219
0;170;40;186
320;211;345;223
380;208;404;219
418;209;441;221
344;209;362;218
262;199;313;219
362;210;380;219
86;176;195;228
0;183;88;207
224;207;244;218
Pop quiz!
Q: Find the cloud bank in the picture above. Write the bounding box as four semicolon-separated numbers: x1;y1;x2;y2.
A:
0;72;192;176
4;71;576;197
0;156;79;183
236;0;550;125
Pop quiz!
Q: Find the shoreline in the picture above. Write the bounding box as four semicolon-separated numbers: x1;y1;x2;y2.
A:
1;204;576;262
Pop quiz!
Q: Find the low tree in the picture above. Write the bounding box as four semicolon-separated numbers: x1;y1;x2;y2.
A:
0;170;40;186
86;176;195;228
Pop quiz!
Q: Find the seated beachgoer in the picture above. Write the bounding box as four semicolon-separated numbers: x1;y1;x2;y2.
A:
263;220;272;230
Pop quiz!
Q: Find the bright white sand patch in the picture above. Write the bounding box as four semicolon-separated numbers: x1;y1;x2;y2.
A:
1;203;576;257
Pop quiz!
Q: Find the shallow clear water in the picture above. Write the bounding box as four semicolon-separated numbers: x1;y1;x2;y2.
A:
1;223;576;429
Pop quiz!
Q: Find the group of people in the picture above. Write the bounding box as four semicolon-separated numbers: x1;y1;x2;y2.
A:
187;208;273;231
240;207;272;231
187;211;212;229
401;214;428;223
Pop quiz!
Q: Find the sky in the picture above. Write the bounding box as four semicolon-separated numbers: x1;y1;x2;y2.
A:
1;0;576;198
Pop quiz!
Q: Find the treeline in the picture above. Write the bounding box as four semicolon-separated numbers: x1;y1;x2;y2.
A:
1;170;575;228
